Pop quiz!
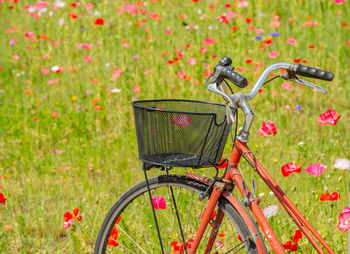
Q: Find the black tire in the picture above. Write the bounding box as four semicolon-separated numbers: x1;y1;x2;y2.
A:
94;174;266;253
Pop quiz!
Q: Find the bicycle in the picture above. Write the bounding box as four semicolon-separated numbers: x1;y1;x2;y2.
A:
94;56;335;253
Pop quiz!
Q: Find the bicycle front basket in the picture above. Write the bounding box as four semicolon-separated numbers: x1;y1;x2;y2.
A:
132;99;232;168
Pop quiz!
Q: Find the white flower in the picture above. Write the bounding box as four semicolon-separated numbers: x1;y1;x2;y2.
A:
110;88;122;93
334;158;350;171
263;205;278;218
54;1;66;8
51;66;59;72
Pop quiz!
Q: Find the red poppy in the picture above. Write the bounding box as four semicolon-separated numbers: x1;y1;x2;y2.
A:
237;234;242;242
108;217;122;247
171;241;188;254
216;159;228;169
320;192;340;201
246;18;252;23
283;241;298;251
201;209;217;220
63;208;82;228
293;59;301;63
318;109;341;126
257;121;277;136
292;230;302;242
264;39;273;45
0;193;8;204
94;18;105;25
281;162;302;177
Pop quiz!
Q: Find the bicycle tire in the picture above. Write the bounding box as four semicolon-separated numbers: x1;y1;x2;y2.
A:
94;174;266;253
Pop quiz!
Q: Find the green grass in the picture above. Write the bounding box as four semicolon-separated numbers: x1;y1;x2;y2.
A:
0;0;349;252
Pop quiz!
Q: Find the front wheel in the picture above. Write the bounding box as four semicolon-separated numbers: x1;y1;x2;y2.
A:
94;174;266;253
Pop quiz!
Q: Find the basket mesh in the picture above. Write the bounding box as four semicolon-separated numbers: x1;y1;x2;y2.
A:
132;99;232;168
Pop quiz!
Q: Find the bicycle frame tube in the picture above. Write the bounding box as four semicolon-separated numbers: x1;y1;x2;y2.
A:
228;139;335;254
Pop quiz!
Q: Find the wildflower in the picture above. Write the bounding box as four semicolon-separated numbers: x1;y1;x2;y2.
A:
305;163;327;177
188;58;196;65
24;89;33;94
200;47;208;53
0;193;9;204
4;225;13;230
133;85;140;93
334;0;346;4
63;208;82;228
257;121;277;136
255;36;262;40
107;217;122;246
51;112;59;118
255;29;264;34
269;32;280;37
84;56;92;63
94;18;104;25
203;37;215;45
281;82;291;90
334;159;350;171
41;69;50;75
171;241;188;254
320;192;340;201
268;51;280;59
172;114;192;128
216;159;228;169
286;37;297;45
262;205;278;218
165;29;173;34
318;109;341;125
281;162;302;177
152;196;166;209
296;105;302;111
338;207;350;232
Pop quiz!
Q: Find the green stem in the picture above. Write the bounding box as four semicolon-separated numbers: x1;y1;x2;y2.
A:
334;125;348;159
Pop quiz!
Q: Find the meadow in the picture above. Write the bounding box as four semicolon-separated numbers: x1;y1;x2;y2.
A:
0;0;349;252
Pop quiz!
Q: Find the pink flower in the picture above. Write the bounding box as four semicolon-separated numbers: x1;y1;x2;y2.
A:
177;72;184;79
270;20;280;28
85;3;94;9
215;240;224;248
338;207;350;232
24;32;35;38
268;51;280;59
237;67;244;72
9;38;18;46
334;0;346;4
255;29;264;34
238;1;248;8
64;219;74;229
286;37;297;45
318;109;341;125
41;69;50;75
281;82;291;90
334;159;350;171
112;69;123;79
281;162;302;177
203;37;215;45
54;149;62;154
143;69;152;75
165;29;173;34
200;47;208;53
305;163;327;177
152;195;166;209
263;205;278;218
258;121;277;136
172;114;192;128
84;56;92;63
188;58;196;65
133;85;140;93
227;11;237;19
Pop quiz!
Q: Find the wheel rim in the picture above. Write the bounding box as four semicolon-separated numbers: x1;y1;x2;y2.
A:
97;177;256;253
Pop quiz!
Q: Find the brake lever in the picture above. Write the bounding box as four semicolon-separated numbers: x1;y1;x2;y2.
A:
294;76;328;94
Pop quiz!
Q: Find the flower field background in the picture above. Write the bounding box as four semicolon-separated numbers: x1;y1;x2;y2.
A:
0;0;349;252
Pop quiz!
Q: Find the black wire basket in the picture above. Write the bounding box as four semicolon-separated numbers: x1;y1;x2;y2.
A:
132;99;232;168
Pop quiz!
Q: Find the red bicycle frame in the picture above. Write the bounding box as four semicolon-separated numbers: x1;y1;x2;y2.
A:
189;139;335;253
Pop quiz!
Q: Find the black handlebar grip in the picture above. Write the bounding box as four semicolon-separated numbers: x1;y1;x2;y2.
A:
222;67;248;88
295;64;334;81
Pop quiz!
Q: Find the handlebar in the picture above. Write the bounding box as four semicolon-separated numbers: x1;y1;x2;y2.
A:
205;56;334;142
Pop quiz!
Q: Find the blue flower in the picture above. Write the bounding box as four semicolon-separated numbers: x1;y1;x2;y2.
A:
255;35;262;40
270;32;280;37
296;104;302;111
